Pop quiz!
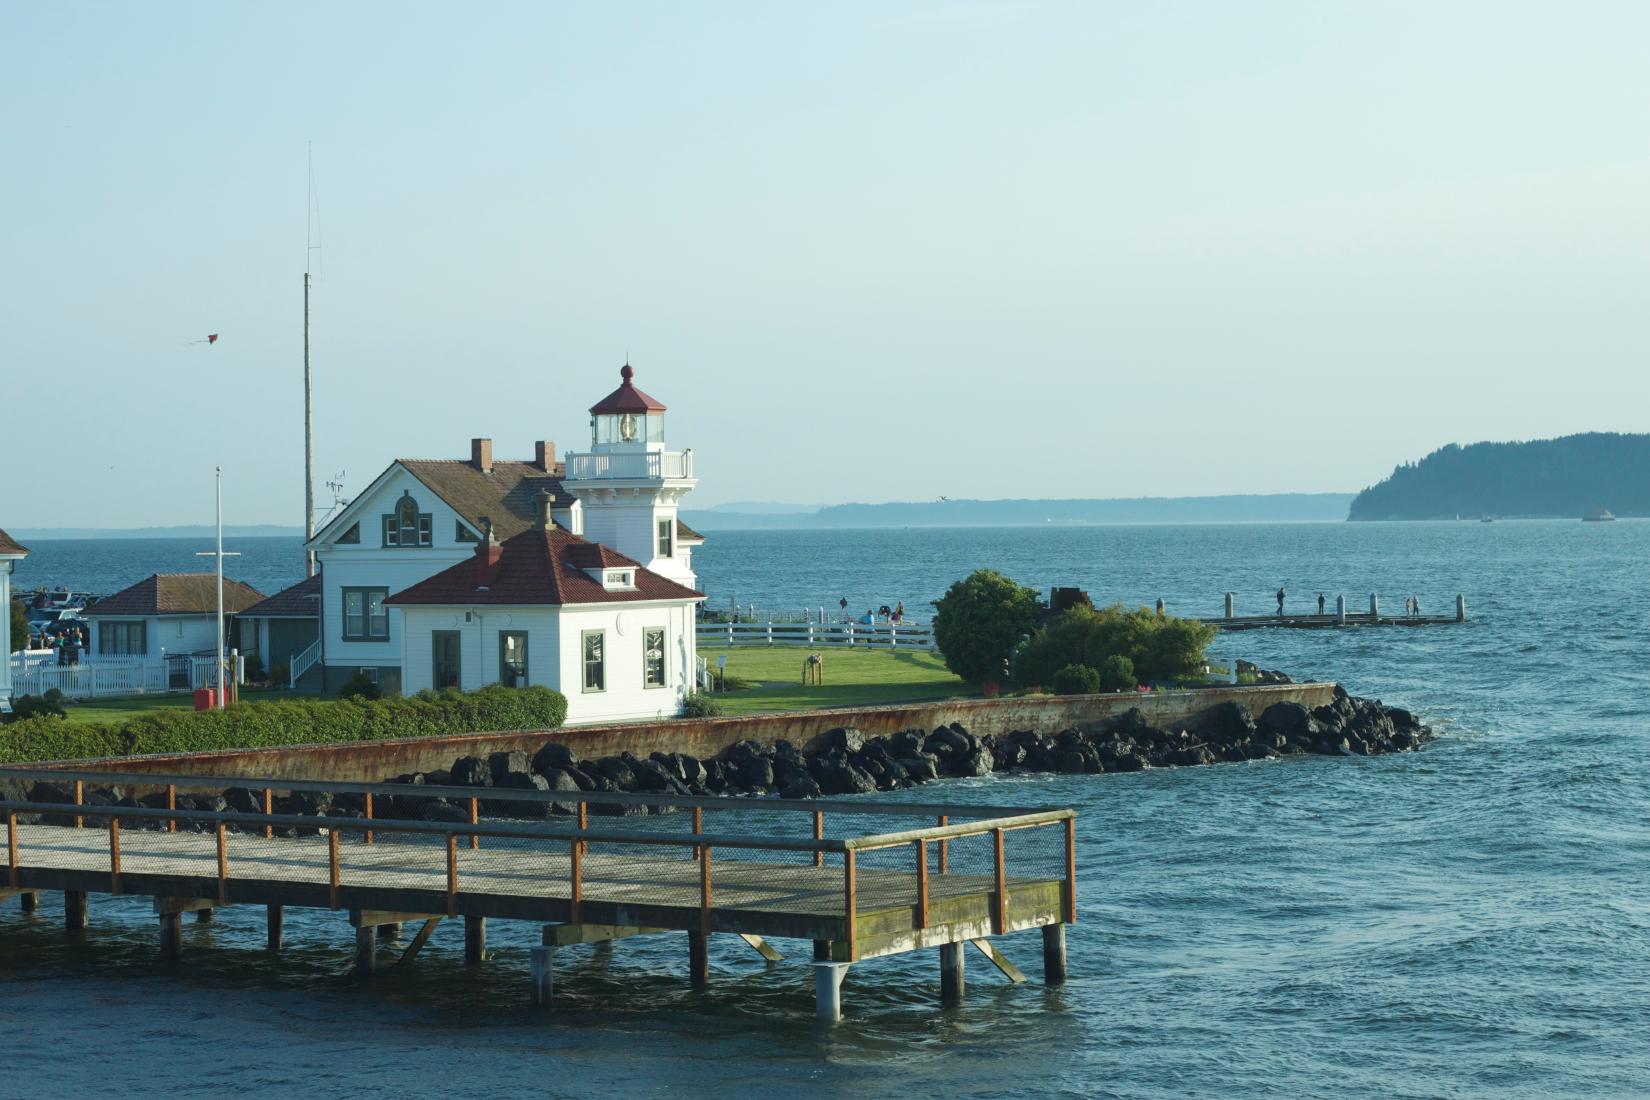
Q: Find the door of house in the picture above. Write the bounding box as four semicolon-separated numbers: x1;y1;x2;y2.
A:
432;630;461;690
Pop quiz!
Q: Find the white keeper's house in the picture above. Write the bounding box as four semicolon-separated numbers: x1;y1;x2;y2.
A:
1;528;30;707
302;364;705;723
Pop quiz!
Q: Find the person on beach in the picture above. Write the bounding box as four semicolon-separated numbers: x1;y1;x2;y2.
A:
1276;586;1286;615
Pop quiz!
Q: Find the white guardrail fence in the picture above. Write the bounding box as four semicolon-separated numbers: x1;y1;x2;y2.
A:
7;653;245;701
696;620;936;651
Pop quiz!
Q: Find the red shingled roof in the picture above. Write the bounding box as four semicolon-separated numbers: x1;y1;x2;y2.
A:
386;527;702;607
239;573;321;619
589;364;667;414
83;574;267;617
0;528;28;556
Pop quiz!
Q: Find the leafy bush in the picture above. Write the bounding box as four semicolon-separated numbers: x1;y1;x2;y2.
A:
1014;604;1213;689
931;569;1043;684
680;692;724;718
7;689;68;722
1049;664;1102;696
269;662;291;687
243;654;265;683
0;684;568;764
338;671;382;701
1097;654;1136;693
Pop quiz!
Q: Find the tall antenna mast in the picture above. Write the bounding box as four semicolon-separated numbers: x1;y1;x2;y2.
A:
303;144;319;576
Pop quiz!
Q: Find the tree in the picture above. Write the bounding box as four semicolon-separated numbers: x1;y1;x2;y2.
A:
1014;604;1213;688
9;600;29;652
931;569;1042;684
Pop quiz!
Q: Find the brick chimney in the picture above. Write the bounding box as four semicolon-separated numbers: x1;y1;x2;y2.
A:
533;440;555;472
471;437;493;474
475;516;503;587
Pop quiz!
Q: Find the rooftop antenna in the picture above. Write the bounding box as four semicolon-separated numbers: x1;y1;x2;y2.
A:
303;144;322;577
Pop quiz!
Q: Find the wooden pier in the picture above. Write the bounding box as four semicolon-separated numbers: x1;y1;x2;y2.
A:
1173;594;1468;631
0;767;1075;1022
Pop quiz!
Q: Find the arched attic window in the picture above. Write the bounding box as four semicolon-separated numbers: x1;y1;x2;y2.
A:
382;491;432;547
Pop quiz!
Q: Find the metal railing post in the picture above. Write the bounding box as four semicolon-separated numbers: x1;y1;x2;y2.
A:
812;811;824;868
328;828;341;909
1063;817;1077;924
108;817;122;893
992;827;1006;935
915;839;928;929
216;821;229;904
6;810;17;888
446;833;458;916
570;837;583;923
844;849;857;959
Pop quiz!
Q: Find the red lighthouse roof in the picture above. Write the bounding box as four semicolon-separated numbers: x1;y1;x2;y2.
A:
589;363;667;415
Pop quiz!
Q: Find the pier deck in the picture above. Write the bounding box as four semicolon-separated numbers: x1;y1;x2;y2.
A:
1;767;1075;1021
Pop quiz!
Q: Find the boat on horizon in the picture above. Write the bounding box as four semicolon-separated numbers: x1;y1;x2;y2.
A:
1583;508;1617;522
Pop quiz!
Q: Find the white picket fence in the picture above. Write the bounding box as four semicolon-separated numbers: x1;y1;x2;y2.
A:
7;654;244;701
696;620;937;651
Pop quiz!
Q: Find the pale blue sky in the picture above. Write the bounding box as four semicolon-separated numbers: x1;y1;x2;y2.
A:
5;1;1648;526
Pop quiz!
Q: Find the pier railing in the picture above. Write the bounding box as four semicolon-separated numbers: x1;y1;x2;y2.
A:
0;766;1074;956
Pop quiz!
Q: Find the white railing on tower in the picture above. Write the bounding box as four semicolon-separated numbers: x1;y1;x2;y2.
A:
563;450;694;481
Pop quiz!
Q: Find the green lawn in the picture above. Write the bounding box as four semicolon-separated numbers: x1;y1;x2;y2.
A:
700;646;970;714
55;688;316;726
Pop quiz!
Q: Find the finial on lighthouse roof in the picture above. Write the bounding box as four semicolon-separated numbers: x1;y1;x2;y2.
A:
590;360;667;414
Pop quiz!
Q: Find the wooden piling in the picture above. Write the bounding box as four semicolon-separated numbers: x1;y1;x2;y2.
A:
64;890;87;932
940;940;965;1001
464;915;486;964
529;945;554;1009
1042;924;1067;985
19;891;38;913
159;912;183;959
688;929;709;988
267;904;284;951
354;924;377;975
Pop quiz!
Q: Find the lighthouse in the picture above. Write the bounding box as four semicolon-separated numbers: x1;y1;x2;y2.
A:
562;364;699;587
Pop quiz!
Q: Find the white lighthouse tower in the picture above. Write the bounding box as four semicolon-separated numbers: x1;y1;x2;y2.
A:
562;364;698;587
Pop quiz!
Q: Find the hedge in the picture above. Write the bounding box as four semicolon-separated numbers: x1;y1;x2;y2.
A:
0;685;569;765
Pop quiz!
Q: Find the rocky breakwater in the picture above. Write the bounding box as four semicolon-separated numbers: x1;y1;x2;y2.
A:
365;684;1431;816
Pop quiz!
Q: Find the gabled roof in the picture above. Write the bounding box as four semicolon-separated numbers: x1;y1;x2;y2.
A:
590;364;666;414
309;457;574;548
675;518;704;543
83;574;267;617
0;528;28;557
386;527;703;607
238;573;321;619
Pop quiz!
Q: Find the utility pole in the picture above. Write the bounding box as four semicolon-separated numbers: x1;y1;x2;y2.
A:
304;271;315;576
196;467;240;710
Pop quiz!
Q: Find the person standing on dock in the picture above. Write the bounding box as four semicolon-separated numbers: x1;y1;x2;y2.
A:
1318;593;1326;615
1276;586;1286;614
1413;595;1420;616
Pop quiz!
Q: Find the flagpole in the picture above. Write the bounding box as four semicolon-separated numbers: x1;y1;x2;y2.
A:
196;467;240;711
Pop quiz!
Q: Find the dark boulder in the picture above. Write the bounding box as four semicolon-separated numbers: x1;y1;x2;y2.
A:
806;727;864;756
488;751;531;780
450;756;494;788
735;756;775;792
898;754;940;783
956;745;995;778
890;730;924;757
779;772;822;800
1056;751;1088;774
592;756;637;790
1200;702;1257;743
532;742;576;775
1258;702;1315;740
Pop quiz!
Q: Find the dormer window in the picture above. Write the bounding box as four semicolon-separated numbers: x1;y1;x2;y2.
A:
383;492;432;547
602;569;636;591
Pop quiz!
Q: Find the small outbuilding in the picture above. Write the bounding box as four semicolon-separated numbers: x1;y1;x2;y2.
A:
235;573;321;684
81;573;266;658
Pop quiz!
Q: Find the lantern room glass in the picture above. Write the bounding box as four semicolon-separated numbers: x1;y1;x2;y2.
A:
592;412;665;446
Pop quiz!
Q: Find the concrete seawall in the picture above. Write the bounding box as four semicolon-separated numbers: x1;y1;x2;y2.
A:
56;682;1337;783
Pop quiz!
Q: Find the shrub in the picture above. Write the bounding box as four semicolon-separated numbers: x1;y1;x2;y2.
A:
1097;654;1136;693
338;672;382;701
931;569;1043;684
269;662;291;687
7;690;69;722
0;684;568;764
680;692;724;718
1014;604;1213;689
1049;664;1102;696
243;654;266;683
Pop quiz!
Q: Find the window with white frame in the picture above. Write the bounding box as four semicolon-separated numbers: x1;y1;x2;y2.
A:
382;493;432;547
657;518;673;558
500;631;529;688
643;627;666;688
98;620;147;656
342;588;389;641
582;630;605;692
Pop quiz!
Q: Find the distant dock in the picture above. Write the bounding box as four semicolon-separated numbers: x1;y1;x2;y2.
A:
1179;594;1468;631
